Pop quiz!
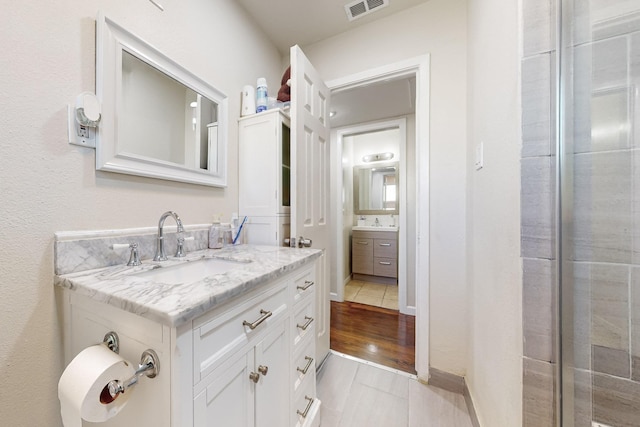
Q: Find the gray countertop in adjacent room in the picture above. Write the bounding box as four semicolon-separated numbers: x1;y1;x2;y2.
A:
55;245;321;328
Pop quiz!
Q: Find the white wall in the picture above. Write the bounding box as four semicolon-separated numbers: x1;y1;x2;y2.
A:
0;2;282;425
466;0;523;425
304;0;469;375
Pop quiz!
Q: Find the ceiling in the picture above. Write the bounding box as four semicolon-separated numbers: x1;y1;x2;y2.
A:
330;77;416;128
236;0;432;56
236;0;425;128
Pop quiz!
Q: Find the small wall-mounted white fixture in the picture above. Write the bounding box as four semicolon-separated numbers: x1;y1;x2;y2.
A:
68;92;101;148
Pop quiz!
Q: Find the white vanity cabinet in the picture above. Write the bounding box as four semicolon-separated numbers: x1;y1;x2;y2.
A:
238;109;291;247
59;260;320;427
192;277;290;427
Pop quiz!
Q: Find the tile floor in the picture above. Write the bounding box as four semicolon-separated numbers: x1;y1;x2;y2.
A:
317;352;474;427
344;280;399;310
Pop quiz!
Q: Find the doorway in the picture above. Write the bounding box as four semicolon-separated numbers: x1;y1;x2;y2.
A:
335;119;408;312
326;56;430;378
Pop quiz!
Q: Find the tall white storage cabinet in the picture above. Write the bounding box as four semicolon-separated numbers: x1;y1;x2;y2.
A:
239;109;291;247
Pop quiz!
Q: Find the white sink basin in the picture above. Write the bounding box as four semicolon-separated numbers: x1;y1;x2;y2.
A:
352;226;398;232
134;257;250;284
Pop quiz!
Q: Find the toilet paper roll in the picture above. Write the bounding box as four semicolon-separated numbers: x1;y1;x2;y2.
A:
58;344;135;427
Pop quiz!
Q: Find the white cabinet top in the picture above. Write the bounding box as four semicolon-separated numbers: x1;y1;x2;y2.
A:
55;245;320;327
352;226;398;232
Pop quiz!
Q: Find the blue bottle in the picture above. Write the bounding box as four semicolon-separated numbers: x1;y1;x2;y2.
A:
256;78;268;113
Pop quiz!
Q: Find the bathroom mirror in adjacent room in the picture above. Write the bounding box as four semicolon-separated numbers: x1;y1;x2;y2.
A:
95;13;228;186
353;161;399;215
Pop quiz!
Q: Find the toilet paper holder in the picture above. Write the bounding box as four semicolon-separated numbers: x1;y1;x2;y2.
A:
99;331;160;404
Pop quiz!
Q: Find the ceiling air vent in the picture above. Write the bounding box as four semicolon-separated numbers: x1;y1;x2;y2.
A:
345;0;389;21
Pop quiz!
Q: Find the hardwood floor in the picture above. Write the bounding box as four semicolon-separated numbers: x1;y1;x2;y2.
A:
330;300;416;374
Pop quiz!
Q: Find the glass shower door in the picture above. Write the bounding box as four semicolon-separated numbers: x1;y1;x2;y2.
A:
559;1;640;426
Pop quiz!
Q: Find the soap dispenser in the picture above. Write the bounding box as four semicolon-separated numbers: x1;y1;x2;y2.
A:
208;215;223;249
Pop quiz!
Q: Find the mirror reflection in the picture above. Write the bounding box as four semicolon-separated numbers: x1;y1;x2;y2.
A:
354;162;399;214
120;51;218;171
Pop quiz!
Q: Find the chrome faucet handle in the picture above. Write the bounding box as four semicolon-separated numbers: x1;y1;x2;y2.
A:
110;243;142;266
127;243;142;266
175;236;194;258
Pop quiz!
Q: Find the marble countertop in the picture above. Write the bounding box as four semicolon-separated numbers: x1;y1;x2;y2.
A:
55;245;321;328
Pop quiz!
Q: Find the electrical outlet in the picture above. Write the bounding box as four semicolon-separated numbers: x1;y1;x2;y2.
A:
68;105;96;148
78;124;90;138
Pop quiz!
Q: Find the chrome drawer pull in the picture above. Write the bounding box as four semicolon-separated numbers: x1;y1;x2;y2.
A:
297;356;314;374
297;316;314;330
297;396;314;418
379;243;391;247
379;261;392;265
243;309;272;330
356;241;369;245
297;280;314;291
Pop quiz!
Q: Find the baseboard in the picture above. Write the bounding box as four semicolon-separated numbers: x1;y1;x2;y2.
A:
463;382;481;427
427;368;481;427
352;273;397;285
427;367;465;394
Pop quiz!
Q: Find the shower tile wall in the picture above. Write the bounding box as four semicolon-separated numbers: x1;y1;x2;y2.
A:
521;1;640;426
522;0;557;425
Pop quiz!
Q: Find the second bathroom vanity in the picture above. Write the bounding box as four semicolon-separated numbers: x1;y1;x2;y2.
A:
351;228;398;284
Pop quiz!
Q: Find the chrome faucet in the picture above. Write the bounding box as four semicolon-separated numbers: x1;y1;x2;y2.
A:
153;211;184;261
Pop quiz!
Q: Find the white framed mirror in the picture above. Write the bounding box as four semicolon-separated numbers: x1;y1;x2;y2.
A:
96;13;228;187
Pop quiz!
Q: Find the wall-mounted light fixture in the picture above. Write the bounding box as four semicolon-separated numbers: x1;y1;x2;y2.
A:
362;152;394;163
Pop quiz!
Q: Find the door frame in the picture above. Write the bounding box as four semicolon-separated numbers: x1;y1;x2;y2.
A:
326;55;430;378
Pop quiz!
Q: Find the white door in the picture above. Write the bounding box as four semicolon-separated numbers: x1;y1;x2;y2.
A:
289;45;331;364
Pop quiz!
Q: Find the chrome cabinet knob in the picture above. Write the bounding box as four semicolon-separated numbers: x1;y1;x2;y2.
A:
249;372;260;383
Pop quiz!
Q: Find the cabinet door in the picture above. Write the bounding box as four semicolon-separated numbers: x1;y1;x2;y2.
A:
352;237;373;275
239;114;278;216
255;321;289;427
194;349;255;427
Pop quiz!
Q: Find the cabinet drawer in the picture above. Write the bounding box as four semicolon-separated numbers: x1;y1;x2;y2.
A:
374;239;397;258
293;336;315;394
193;283;288;384
373;257;398;278
292;297;315;348
292;369;320;427
292;267;315;306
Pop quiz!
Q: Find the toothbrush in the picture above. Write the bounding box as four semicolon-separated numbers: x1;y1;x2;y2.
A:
233;216;248;244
